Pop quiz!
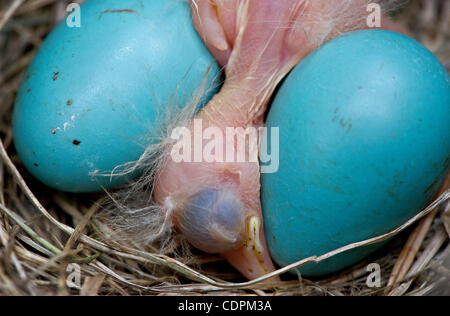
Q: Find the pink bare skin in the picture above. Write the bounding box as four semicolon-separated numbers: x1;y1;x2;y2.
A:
154;0;410;280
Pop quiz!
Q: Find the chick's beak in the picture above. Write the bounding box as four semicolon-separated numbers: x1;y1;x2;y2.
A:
223;216;278;281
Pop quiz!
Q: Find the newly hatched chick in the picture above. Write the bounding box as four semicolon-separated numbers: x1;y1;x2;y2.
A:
106;0;407;280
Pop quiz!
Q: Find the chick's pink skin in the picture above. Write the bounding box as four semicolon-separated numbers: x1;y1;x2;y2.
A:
154;0;410;280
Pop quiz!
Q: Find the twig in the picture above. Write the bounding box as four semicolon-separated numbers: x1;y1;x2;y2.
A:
0;0;25;31
443;201;450;236
389;226;448;296
387;209;438;287
388;174;450;288
0;203;61;255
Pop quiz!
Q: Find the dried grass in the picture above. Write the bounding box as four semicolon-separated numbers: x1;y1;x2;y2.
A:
0;0;449;296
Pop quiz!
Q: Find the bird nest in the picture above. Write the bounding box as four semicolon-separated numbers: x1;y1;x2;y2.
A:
0;0;449;296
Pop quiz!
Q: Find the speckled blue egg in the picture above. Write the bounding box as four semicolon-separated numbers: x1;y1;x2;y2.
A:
262;30;450;277
13;0;220;192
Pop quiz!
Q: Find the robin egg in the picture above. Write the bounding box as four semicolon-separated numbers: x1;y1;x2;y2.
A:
261;30;450;276
13;0;220;192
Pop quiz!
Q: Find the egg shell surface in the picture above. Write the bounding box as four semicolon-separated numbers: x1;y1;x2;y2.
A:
13;0;220;192
262;30;450;276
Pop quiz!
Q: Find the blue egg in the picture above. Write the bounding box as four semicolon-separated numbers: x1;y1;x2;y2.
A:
262;30;450;276
13;0;220;192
